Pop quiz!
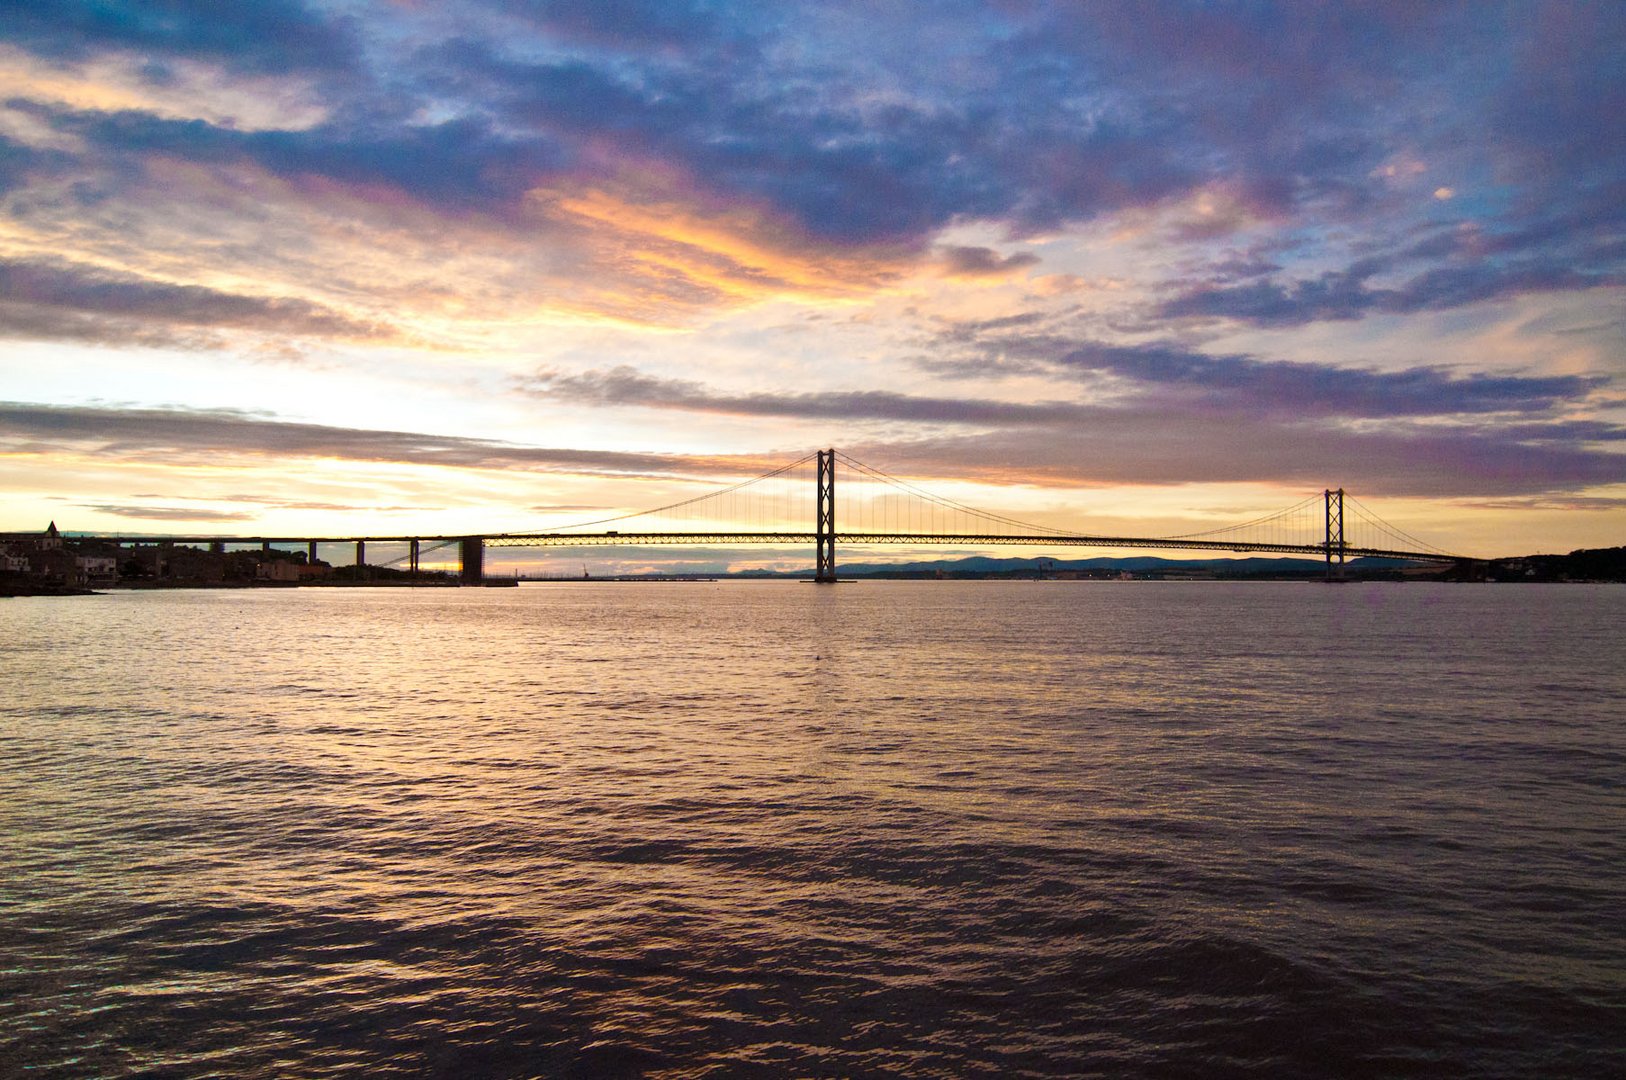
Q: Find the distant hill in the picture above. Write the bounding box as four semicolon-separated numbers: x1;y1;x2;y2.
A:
1482;546;1626;582
839;554;1417;574
737;554;1426;578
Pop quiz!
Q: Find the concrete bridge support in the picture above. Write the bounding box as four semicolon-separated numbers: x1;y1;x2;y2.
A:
308;540;318;565
410;539;420;574
460;537;484;584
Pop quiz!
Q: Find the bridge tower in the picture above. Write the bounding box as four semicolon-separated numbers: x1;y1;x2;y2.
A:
1323;488;1346;580
460;537;484;584
815;448;836;583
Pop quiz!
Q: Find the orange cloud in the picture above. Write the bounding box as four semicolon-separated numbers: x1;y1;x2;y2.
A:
543;182;911;310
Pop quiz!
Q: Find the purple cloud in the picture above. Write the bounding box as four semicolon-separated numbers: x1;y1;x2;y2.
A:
0;401;790;479
491;0;772;54
1046;341;1609;419
1163;259;1619;327
0;0;358;77
850;421;1626;501
938;246;1041;279
0;256;392;343
519;366;1093;427
4;395;1622;504
25;104;569;216
921;326;1613;422
0;2;1618;338
516;361;1625;498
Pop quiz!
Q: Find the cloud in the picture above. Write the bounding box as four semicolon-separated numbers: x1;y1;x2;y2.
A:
1041;340;1609;419
1162;260;1619;327
0;4;1620;531
0;401;796;480
489;0;773;54
130;492;448;513
2;389;1621;521
846;423;1626;500
27;103;569;215
0;256;394;346
2;2;1618;329
518;366;1096;427
1491;4;1626;180
8;100;907;325
0;132;67;194
0;0;358;77
923;320;1614;421
937;246;1040;279
79;503;257;522
410;37;1040;246
515;359;1625;499
11;14;1200;251
1464;495;1626;512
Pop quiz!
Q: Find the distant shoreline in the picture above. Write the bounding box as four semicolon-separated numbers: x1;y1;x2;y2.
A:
10;575;1624;597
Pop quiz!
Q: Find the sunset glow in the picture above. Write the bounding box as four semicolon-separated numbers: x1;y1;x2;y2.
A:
2;2;1622;566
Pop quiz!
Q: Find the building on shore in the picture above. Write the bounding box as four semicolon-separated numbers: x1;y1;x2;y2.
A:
1;524;336;588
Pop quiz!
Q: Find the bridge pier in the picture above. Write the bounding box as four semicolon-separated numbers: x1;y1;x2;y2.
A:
308;540;318;565
1324;488;1346;581
460;537;484;584
815;448;836;583
355;539;367;580
410;539;420;575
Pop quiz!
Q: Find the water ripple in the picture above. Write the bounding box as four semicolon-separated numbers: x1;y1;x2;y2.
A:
2;582;1621;1077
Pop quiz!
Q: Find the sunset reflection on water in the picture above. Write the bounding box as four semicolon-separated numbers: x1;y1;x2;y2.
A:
3;582;1622;1077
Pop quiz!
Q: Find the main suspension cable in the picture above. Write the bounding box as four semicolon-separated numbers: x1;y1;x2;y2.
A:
538;452;818;532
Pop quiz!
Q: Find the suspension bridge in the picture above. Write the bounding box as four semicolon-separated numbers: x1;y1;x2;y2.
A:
64;449;1465;582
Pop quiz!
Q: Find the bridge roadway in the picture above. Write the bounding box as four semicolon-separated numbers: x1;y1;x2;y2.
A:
486;531;1455;563
77;530;1460;565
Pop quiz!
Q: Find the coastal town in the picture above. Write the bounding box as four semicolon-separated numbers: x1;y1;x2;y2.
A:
0;522;455;595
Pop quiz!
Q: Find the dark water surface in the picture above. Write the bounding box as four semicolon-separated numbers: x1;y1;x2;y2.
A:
3;582;1622;1078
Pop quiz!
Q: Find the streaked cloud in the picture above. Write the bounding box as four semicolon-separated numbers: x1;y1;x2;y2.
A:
1162;261;1619;327
937;246;1041;280
0;255;394;346
518;366;1095;427
515;362;1626;498
0;0;357;76
0;400;793;479
848;425;1626;500
79;502;256;522
924;333;1613;420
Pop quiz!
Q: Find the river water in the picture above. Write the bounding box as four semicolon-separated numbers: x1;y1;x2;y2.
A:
2;582;1622;1077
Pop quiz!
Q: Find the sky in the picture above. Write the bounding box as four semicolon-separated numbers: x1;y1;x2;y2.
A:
1;0;1622;572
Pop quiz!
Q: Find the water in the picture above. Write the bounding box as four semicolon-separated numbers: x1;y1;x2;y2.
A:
2;582;1621;1078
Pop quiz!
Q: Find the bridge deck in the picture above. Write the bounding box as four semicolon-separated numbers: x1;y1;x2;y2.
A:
68;531;1460;564
485;531;1455;563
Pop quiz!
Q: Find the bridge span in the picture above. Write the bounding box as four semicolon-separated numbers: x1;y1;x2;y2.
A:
62;449;1465;582
484;530;1455;564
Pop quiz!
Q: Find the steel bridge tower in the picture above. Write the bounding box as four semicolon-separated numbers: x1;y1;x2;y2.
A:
1323;487;1346;580
815;448;836;583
